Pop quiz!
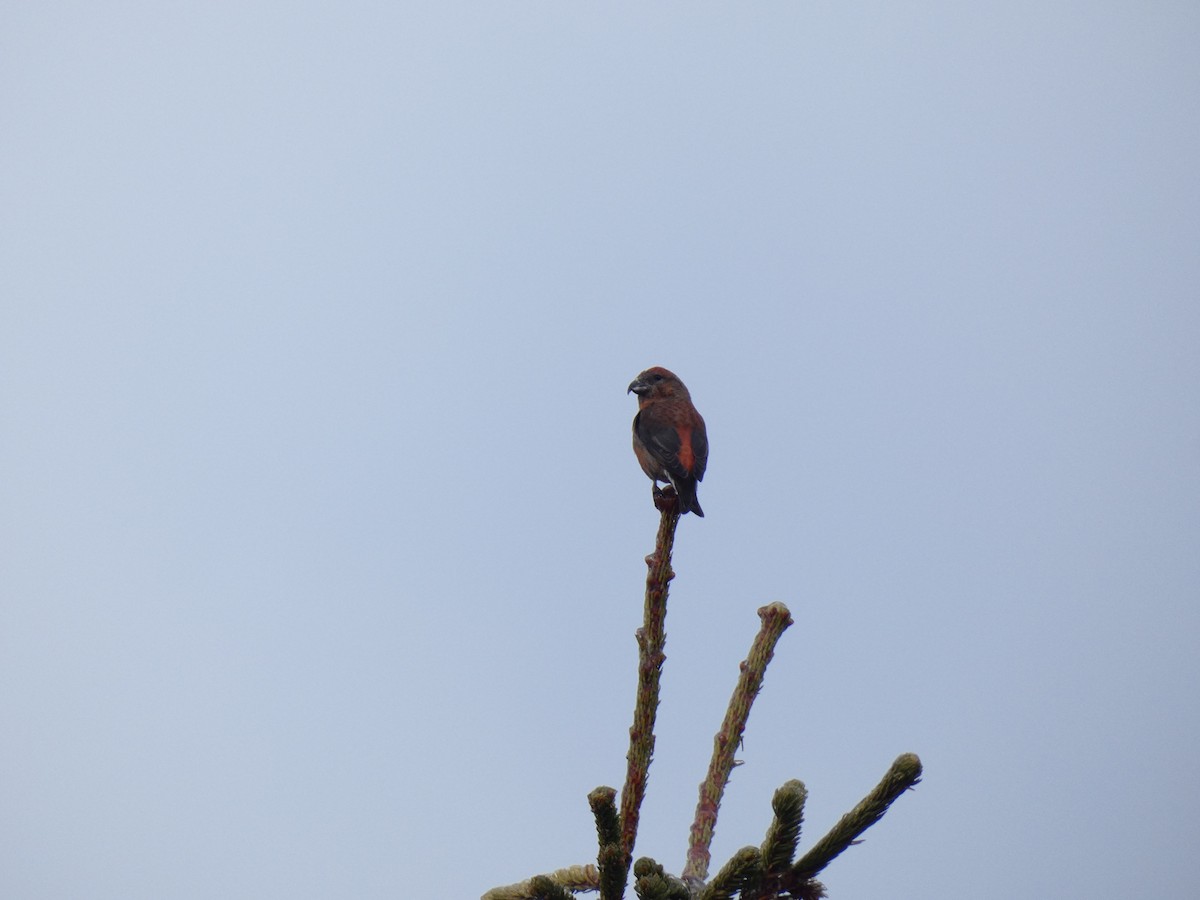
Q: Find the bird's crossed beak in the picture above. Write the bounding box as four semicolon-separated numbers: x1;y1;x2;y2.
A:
628;378;650;396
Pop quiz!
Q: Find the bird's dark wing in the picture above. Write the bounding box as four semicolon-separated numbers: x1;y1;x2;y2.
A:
634;408;688;480
691;421;708;482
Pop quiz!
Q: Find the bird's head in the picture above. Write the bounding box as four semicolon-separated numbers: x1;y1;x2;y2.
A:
628;366;690;400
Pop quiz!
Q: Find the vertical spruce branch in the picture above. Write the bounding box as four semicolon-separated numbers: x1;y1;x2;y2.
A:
619;490;681;863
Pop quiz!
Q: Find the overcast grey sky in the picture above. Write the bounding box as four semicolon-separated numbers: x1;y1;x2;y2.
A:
2;4;1198;899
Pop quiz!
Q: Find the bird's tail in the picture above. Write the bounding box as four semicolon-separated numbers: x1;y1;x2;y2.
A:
675;481;704;517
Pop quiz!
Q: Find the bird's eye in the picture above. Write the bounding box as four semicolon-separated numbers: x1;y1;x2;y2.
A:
651;373;663;382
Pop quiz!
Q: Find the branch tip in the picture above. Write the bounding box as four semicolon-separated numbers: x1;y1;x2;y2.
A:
788;753;923;884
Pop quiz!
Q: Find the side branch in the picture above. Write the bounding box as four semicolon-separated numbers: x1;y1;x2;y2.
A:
787;753;923;885
619;495;680;863
481;865;601;900
696;846;763;900
631;857;690;899
526;876;573;900
683;602;794;884
761;779;808;875
589;787;626;900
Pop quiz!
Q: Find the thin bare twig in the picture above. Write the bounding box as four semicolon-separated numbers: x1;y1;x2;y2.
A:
683;602;793;883
619;492;681;862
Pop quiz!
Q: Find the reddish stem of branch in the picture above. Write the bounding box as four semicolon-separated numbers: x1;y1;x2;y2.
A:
683;602;794;884
618;494;680;863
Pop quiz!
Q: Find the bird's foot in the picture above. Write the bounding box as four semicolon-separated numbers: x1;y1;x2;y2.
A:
652;484;679;514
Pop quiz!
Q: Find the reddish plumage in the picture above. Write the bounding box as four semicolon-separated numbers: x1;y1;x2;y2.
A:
627;366;708;517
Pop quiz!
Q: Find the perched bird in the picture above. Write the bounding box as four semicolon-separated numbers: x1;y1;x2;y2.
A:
627;366;708;516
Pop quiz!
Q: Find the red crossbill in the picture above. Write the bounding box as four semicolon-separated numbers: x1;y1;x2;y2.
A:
628;366;708;517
